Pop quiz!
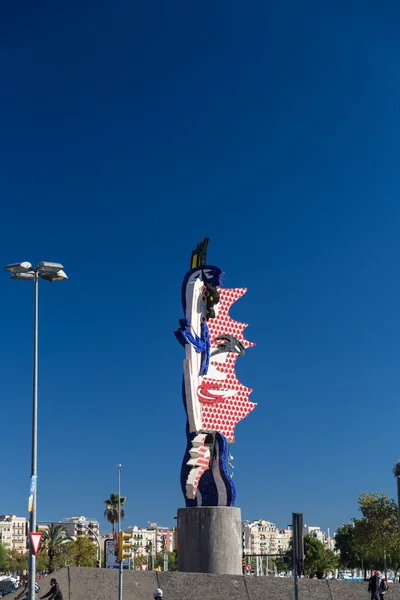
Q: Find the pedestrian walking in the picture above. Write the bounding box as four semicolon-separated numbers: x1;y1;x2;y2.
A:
368;570;387;600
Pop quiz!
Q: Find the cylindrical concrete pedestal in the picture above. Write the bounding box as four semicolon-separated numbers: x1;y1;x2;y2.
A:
177;506;242;575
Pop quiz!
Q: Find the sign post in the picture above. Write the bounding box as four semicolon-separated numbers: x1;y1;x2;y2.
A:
292;513;304;600
30;532;42;556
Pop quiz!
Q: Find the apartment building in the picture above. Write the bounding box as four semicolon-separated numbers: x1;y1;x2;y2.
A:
242;519;332;556
242;520;292;555
57;515;100;543
124;523;174;555
304;525;334;550
276;527;292;553
0;515;27;554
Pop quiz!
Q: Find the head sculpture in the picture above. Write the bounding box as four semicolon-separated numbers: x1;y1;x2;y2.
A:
175;238;255;506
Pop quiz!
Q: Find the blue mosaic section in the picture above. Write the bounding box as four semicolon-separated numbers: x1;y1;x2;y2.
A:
180;265;223;314
180;379;236;507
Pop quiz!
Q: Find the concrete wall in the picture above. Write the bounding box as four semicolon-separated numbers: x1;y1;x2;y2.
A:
7;567;400;600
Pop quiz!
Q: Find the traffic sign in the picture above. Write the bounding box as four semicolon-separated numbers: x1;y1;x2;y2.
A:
105;538;129;569
30;532;42;555
245;564;252;573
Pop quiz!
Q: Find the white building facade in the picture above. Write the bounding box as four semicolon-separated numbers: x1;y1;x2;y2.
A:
242;520;331;556
58;515;100;543
242;520;292;555
125;523;174;556
0;515;27;554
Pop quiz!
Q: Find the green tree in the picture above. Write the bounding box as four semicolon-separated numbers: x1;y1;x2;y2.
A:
274;555;290;576
354;492;400;574
37;551;49;573
103;493;126;533
277;535;338;578
61;537;97;567
0;543;10;572
303;535;338;577
132;552;148;570
334;523;360;569
41;524;72;573
8;549;29;574
353;518;381;572
154;551;177;572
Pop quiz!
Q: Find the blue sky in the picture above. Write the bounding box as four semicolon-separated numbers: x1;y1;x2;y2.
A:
1;0;400;536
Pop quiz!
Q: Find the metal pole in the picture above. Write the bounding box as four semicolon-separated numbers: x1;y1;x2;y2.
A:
384;548;387;580
397;476;400;533
397;474;400;585
88;527;101;563
117;465;122;600
164;551;168;572
293;517;298;600
29;272;39;600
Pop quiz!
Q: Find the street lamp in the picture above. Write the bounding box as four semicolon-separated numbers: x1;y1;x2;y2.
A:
117;464;123;600
4;261;67;600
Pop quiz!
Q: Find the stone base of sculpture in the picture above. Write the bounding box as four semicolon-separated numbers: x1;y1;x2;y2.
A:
177;506;242;575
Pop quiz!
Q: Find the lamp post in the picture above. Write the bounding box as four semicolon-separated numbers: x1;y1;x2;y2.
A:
117;464;122;600
393;461;400;532
4;261;67;600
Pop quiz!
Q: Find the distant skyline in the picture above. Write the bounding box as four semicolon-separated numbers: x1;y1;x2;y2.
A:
2;0;400;536
4;509;336;537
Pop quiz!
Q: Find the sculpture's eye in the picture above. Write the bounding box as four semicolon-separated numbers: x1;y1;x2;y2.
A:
211;335;245;357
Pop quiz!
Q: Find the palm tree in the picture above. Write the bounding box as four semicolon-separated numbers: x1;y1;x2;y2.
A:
393;461;400;532
145;540;154;570
41;524;72;573
104;493;126;533
313;548;339;578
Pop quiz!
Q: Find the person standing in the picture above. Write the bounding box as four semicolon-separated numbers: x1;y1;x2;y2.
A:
380;576;389;599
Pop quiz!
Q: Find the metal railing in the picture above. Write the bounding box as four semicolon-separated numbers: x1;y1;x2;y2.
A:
243;554;287;577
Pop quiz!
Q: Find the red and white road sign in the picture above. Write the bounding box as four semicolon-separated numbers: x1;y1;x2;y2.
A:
245;564;252;573
30;532;42;555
